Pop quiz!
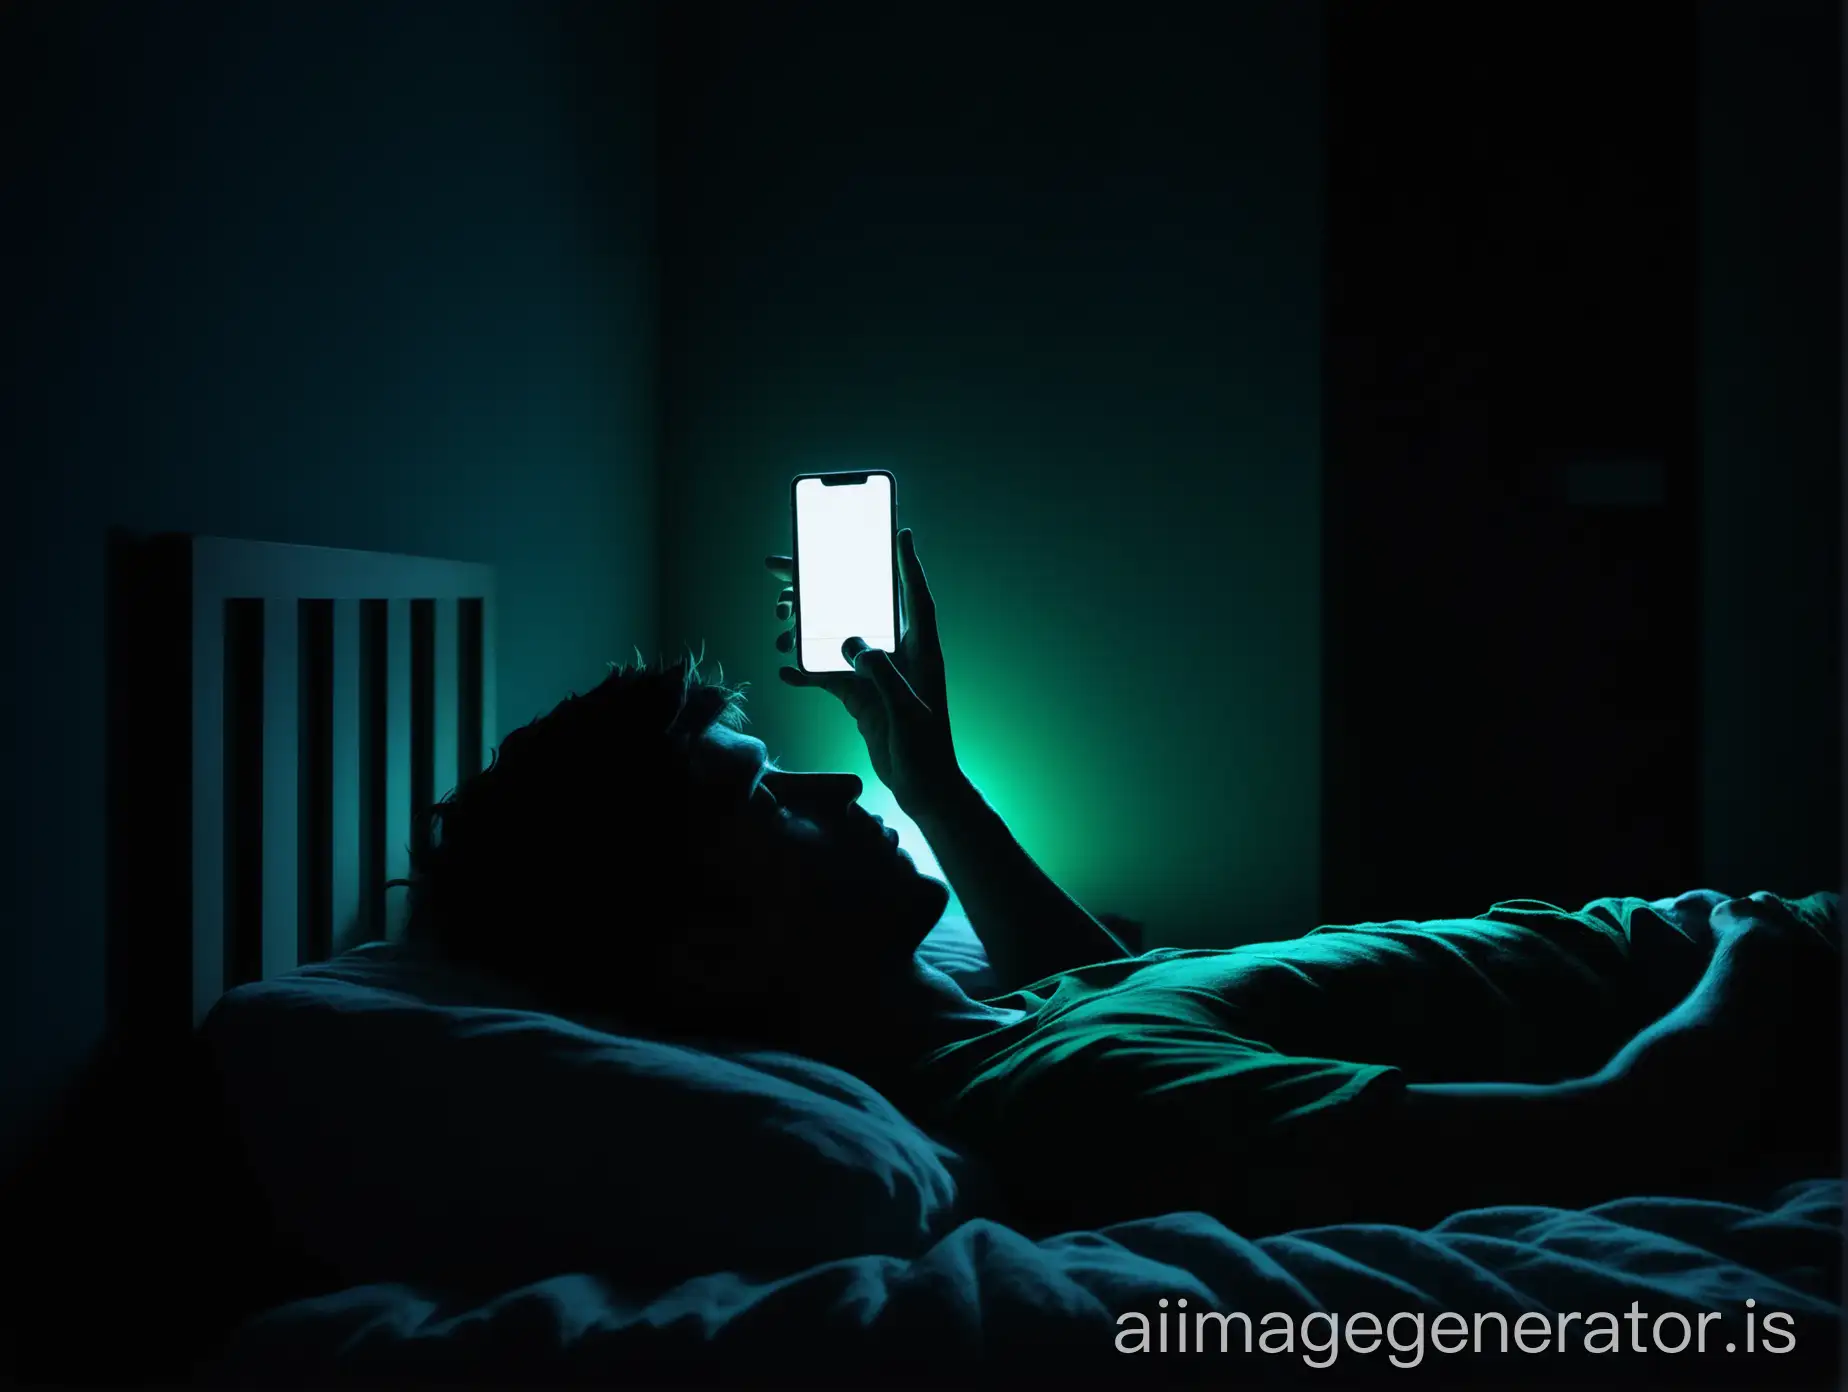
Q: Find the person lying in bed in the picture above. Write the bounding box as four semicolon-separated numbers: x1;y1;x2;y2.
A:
405;528;1840;1237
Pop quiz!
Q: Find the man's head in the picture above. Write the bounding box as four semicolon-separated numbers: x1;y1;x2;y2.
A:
404;653;950;1036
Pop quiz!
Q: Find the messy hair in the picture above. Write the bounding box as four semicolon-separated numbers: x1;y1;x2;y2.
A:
401;648;748;1013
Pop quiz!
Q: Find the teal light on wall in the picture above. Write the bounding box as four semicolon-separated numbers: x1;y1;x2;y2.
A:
660;2;1324;948
732;489;1314;945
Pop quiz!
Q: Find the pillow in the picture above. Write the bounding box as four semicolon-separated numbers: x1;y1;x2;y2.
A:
201;944;971;1298
915;905;1000;998
915;905;1143;994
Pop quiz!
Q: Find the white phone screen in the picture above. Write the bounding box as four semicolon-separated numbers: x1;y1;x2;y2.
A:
794;473;897;673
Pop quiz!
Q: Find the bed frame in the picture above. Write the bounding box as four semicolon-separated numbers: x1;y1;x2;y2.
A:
106;533;497;1033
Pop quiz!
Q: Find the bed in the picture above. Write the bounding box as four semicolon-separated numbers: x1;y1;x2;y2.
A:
81;535;1845;1388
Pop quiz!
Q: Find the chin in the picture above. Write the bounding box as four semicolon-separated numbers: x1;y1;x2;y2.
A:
813;860;951;965
905;872;953;946
921;869;951;913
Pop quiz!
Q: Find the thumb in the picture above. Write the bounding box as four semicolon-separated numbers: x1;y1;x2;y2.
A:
843;638;921;719
777;665;876;723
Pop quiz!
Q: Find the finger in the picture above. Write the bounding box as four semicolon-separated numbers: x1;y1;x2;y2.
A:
896;529;938;640
777;666;871;716
764;555;793;582
843;638;922;718
777;666;854;695
775;627;794;653
775;587;794;620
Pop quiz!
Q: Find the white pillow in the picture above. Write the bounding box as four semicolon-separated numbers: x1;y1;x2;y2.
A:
201;944;972;1297
916;909;1000;997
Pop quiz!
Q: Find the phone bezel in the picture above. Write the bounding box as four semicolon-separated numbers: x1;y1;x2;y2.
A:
788;470;899;675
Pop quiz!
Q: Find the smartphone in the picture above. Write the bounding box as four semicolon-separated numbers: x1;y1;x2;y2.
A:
790;470;899;674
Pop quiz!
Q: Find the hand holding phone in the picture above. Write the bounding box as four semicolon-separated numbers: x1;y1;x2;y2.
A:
766;508;961;819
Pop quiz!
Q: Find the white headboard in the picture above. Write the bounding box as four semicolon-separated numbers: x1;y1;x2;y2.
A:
106;533;498;1031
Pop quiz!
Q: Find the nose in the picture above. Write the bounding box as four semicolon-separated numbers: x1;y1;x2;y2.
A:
764;771;862;811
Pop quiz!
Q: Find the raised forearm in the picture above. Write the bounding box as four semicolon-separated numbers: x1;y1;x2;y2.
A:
910;773;1128;993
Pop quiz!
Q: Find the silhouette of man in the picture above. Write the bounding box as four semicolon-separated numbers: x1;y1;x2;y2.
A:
406;529;1839;1235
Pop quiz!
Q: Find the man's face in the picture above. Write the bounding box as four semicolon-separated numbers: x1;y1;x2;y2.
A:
685;724;951;986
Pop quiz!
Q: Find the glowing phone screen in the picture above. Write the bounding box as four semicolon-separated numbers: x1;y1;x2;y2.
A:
794;473;897;674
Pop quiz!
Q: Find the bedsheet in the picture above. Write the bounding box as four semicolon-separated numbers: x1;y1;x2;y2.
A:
211;1178;1839;1387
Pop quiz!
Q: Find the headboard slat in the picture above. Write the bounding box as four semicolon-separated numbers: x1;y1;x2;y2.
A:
357;599;388;951
297;599;335;966
458;598;485;782
260;597;300;985
430;599;460;853
191;583;228;1024
382;598;414;943
328;599;363;959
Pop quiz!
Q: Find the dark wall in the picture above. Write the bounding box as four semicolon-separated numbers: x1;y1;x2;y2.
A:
1697;0;1842;898
1323;2;1704;921
657;2;1326;947
3;0;660;1165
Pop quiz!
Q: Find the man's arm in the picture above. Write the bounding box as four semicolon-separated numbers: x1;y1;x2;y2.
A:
769;530;1125;989
911;772;1128;993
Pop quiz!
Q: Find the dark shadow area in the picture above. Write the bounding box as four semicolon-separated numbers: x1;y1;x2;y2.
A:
1322;0;1703;923
0;534;336;1383
104;531;194;1041
0;1030;332;1384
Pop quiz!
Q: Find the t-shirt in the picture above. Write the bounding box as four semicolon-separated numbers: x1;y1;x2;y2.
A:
907;948;1402;1233
895;893;1800;1234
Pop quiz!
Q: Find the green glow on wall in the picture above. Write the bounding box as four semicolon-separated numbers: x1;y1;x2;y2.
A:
660;2;1324;948
731;501;1310;944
